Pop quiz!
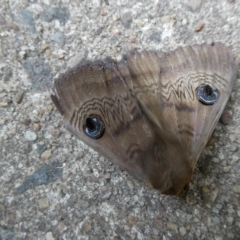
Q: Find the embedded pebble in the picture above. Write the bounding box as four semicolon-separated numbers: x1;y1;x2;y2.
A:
33;123;41;131
167;222;178;231
45;232;55;240
210;189;219;202
212;217;220;225
25;131;37;141
38;198;49;209
19;9;36;33
220;111;232;125
50;32;66;46
37;144;47;154
121;11;132;28
41;149;52;160
104;173;111;180
0;92;7;99
0;102;9;107
3;67;12;82
195;22;204;32
101;191;111;200
184;0;202;11
67;51;87;68
41;7;70;25
179;226;187;236
232;185;240;194
14;91;24;104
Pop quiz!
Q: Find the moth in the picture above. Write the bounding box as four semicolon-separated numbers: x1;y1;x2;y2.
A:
51;43;238;195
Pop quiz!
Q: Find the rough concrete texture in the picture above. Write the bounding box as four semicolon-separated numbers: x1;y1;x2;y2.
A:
0;0;240;239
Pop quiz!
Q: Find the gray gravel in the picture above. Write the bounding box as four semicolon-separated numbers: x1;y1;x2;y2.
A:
0;0;240;239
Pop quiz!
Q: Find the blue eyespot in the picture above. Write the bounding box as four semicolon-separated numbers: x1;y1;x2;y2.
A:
84;116;105;139
197;85;219;105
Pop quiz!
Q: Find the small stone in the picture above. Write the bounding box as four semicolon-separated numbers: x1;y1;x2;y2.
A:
25;131;37;141
37;144;47;154
41;150;52;160
199;158;211;174
201;186;210;194
179;226;187;236
51;129;60;137
206;38;214;46
237;210;240;217
39;44;49;53
14;91;24;104
0;102;8;107
229;134;236;142
48;105;54;111
220;111;232;125
0;92;7;99
100;9;107;16
167;222;178;231
195;22;204;32
50;32;66;46
81;221;92;234
0;203;5;212
212;217;220;225
19;51;27;59
212;157;219;163
67;51;87;68
130;37;137;43
229;92;235;102
0;119;5;124
232;185;240;194
3;67;12;82
210;189;219;202
213;208;219;214
104;173;111;180
232;155;239;163
113;29;122;36
41;7;70;25
149;31;162;43
23;118;31;126
223;166;230;173
38;197;49;209
101;191;111;200
152;228;159;236
128;215;137;225
133;195;138;201
127;181;134;190
58;53;65;59
45;232;55;240
19;9;36;33
39;108;45;115
33;123;41;131
182;18;188;25
207;137;215;146
227;217;234;225
207;217;212;227
231;144;238;152
57;222;67;234
185;0;202;11
124;225;130;231
24;142;33;153
121;11;132;29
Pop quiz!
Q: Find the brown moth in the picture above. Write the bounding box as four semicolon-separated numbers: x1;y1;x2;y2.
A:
51;43;238;195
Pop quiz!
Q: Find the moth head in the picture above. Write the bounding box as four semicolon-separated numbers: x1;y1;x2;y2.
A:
83;115;105;139
196;84;220;105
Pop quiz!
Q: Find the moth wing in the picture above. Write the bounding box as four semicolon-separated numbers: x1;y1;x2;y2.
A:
123;43;237;178
51;59;157;178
